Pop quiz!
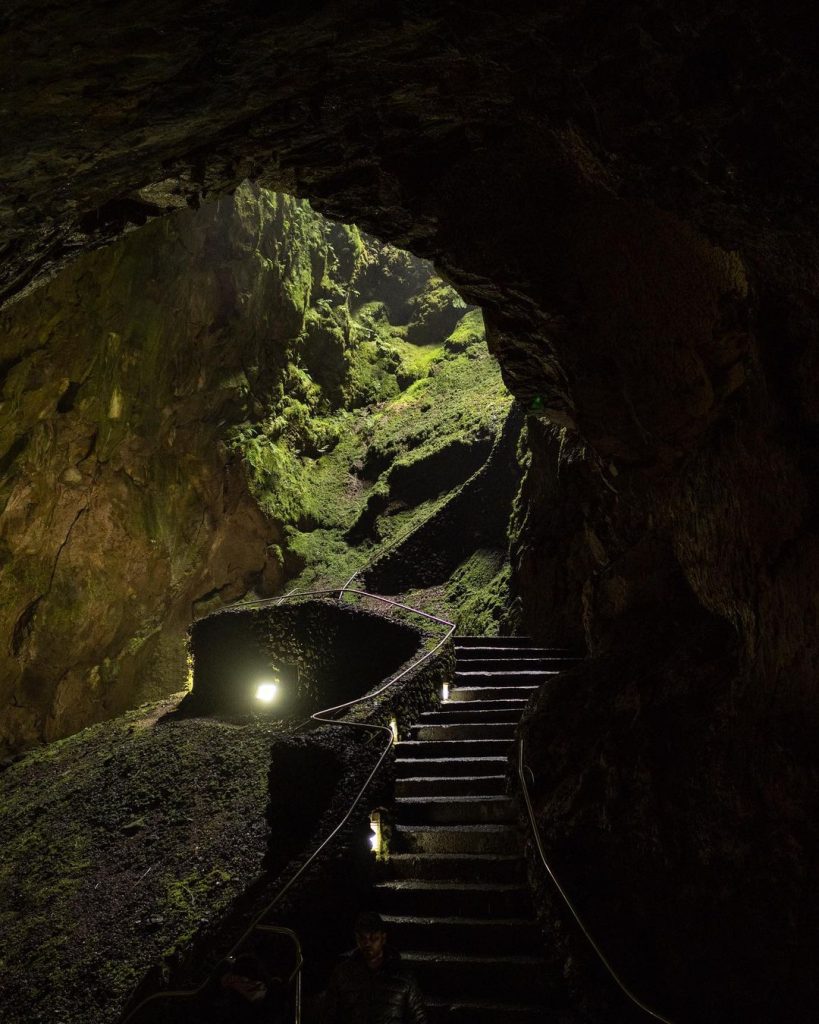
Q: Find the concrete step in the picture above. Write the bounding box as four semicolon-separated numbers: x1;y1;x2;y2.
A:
402;951;547;1001
375;880;531;918
412;722;517;741
440;698;528;714
395;775;507;798
396;795;514;825
395;824;517;855
387;853;524;882
454;636;533;647
382;914;541;955
427;999;549;1023
394;756;508;778
419;707;523;724
455;670;558;683
396;738;512;759
456;645;576;658
455;656;575;672
449;685;538;702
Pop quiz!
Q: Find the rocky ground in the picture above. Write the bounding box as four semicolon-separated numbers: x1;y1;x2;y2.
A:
0;602;450;1024
0;696;279;1024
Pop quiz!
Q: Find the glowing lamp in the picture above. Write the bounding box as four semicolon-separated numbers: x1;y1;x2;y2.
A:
255;681;279;703
369;808;386;860
442;683;450;701
369;820;381;852
389;717;399;743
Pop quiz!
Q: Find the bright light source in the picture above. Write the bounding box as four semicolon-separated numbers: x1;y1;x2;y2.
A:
369;810;384;860
255;681;279;703
442;683;450;701
389;717;399;743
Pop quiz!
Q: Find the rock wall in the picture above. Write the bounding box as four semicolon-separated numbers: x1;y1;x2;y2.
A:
0;187;363;753
188;600;421;715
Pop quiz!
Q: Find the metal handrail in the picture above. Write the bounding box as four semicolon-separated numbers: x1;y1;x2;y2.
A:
121;583;454;1024
517;736;676;1024
254;925;303;1022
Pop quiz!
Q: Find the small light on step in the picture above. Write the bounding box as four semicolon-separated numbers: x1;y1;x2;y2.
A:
369;822;380;851
389;717;399;743
442;683;450;701
255;681;279;703
369;809;384;859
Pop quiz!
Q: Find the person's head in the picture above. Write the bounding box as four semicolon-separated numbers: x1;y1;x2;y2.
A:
354;911;387;968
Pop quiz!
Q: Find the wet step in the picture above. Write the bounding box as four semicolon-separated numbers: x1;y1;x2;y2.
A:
412;722;517;741
448;685;538;702
387;853;524;882
455;669;558;682
394;756;508;778
382;914;541;955
438;698;528;714
402;951;547;1001
395;823;516;854
455;656;575;672
395;794;514;825
454;636;533;647
396;738;512;758
375;880;531;917
457;645;576;656
395;774;507;798
379;634;569;1024
418;707;523;724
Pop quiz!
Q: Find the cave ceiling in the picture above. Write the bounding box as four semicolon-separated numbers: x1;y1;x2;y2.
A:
2;0;817;464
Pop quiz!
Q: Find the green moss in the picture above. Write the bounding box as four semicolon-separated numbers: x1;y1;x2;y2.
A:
445;549;512;635
444;308;486;353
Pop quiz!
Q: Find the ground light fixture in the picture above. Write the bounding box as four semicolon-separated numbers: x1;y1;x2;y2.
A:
442;682;449;701
389;717;399;742
369;808;387;860
255;680;280;703
369;816;381;853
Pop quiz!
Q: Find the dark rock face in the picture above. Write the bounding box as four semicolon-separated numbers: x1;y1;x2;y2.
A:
0;187;364;753
189;600;421;715
1;2;818;1019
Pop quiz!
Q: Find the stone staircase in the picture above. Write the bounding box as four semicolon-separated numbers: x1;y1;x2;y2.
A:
376;635;577;1023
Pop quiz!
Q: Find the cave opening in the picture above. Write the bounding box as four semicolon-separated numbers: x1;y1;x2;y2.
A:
0;183;528;1024
0;182;518;749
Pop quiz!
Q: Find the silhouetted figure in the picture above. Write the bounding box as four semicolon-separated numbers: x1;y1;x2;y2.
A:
317;911;427;1023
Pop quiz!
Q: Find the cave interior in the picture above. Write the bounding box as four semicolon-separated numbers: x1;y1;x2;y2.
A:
1;3;818;1023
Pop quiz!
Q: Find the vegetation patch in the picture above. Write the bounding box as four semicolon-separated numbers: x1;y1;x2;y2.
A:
445;549;512;636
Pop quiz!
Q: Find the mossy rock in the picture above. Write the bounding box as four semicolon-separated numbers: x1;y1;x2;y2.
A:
406;278;468;345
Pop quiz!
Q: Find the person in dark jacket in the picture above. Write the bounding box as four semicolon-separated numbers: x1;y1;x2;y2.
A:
318;911;427;1023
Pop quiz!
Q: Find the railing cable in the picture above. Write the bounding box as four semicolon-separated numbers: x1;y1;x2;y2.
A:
518;736;676;1024
121;582;453;1024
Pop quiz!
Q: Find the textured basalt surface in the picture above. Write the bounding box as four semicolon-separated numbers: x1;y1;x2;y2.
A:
1;2;818;1019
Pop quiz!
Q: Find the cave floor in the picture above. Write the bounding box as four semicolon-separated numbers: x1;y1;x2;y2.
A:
0;694;285;1024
